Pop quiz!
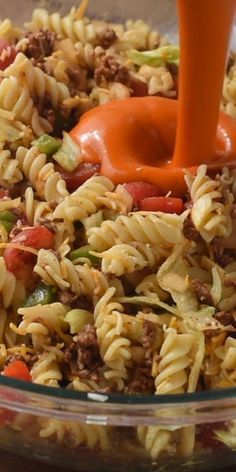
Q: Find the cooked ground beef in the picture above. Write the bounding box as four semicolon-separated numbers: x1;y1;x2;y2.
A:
211;239;236;268
23;29;58;65
97;26;118;49
94;55;130;86
142;320;157;349
57;289;77;305
183;216;201;242
64;324;103;375
70;295;93;312
192;279;214;306
128;366;155;394
66;66;88;95
214;310;236;327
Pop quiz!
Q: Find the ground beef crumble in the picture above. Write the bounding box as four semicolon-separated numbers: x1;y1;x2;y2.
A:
128;366;155;394
214;310;236;327
211;238;236;268
57;289;78;305
183;216;201;242
142;320;157;349
97;26;118;49
4;353;38;369
94;55;130;86
22;29;58;65
192;279;214;306
64;324;103;377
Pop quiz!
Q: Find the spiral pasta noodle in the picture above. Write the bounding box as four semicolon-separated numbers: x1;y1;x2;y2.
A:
54;175;114;222
95;242;168;276
0;257;25;309
138;330;194;460
75;41;105;69
30;351;62;387
212;336;236;388
153;330;195;394
185;165;233;243
4;53;70;109
16;146;68;203
87;211;185;251
26;8;98;45
40;418;110;450
23;187;52;226
94;288;132;388
34;249;111;301
0;143;22;185
0;77;52;136
16;303;69;351
96;184;133;214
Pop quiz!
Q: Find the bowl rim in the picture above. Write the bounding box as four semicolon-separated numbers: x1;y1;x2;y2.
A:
1;374;236;404
1;376;236;426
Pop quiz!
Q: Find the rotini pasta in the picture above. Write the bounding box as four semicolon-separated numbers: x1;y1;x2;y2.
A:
87;211;185;251
185;165;233;243
4;53;70;108
39;418;110;450
16;146;68;203
0;77;52;136
26;8;98;45
94;242;168;276
54;175;114;222
30;351;63;387
0;142;22;185
23;187;52;226
34;249;113;301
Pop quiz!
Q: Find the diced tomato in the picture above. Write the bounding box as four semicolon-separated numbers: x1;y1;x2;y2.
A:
4;249;35;282
4;227;54;280
0;361;32;426
0;189;9;199
197;423;227;450
3;360;32;382
56;162;100;192
0;39;16;70
130;78;149;97
12;227;54;250
123;182;163;207
140;196;184;214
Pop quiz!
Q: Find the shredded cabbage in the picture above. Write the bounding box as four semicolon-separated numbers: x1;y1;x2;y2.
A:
129;45;179;67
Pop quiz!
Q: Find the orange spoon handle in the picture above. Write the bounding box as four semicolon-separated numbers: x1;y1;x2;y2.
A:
172;0;236;168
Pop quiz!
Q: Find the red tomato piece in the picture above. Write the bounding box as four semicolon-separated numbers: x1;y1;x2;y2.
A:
123;182;163;207
56;163;100;192
130;78;149;97
0;189;9;199
3;360;32;382
4;249;35;282
198;423;227;450
0;361;32;427
140;196;184;214
4;227;54;279
12;227;54;250
0;39;16;70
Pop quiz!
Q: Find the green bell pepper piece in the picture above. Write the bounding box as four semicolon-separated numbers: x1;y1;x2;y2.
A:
70;245;100;264
23;283;57;307
32;134;61;156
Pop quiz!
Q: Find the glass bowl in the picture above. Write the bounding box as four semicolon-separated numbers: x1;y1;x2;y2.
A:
0;1;236;470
